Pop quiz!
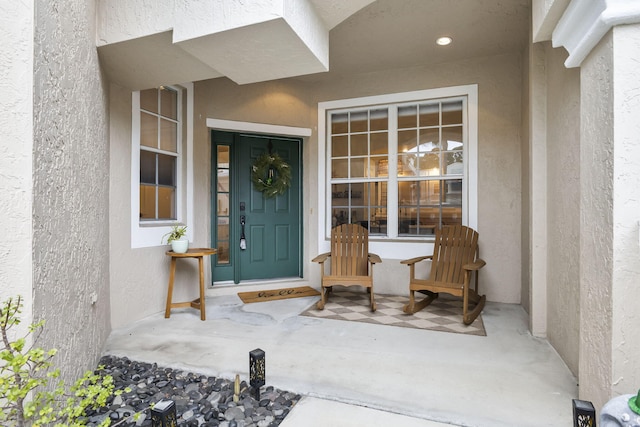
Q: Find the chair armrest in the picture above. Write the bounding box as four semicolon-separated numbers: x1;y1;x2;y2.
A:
312;252;331;263
368;253;382;264
463;258;486;271
400;255;433;265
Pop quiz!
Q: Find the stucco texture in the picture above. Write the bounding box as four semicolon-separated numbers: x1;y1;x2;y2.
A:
576;23;640;411
580;31;614;408
527;40;549;338
520;38;531;318
108;51;524;328
32;0;111;384
610;24;640;400
0;1;35;336
109;83;203;329
545;44;580;377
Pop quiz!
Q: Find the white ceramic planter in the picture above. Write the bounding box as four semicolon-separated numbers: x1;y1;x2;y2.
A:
171;239;189;254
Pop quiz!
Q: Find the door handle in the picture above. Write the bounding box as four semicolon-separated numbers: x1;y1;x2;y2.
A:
240;215;247;250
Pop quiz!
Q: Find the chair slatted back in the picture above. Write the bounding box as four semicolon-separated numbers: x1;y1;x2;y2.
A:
429;225;479;285
330;224;370;277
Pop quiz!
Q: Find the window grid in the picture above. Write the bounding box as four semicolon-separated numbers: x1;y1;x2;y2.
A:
330;109;389;234
396;99;464;236
139;87;180;221
328;97;465;238
215;145;231;265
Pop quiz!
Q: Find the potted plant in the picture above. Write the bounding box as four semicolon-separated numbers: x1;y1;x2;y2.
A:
162;225;188;253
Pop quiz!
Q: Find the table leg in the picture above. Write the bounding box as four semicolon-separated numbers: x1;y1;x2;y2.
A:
198;256;206;320
165;257;177;318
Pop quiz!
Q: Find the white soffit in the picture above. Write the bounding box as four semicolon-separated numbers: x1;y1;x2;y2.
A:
552;0;640;68
175;0;329;85
97;0;373;88
98;32;222;91
96;0;174;46
176;19;328;85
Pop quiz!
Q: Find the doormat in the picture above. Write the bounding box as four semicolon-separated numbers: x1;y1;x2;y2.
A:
300;290;486;336
238;286;321;304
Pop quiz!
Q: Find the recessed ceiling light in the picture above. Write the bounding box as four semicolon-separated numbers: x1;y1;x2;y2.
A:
436;36;452;46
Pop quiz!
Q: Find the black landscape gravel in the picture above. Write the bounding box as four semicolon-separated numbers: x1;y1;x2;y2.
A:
86;355;301;427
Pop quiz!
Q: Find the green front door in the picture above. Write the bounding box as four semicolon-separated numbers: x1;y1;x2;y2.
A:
211;131;302;283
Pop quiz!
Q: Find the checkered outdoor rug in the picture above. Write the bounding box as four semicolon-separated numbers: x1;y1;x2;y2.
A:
300;290;486;336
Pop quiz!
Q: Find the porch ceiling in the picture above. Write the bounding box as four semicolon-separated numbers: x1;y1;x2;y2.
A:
97;0;530;90
300;0;531;82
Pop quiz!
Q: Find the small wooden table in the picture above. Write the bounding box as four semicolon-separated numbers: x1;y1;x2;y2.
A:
165;248;217;320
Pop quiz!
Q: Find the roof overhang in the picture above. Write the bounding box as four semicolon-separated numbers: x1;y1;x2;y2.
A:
96;0;374;89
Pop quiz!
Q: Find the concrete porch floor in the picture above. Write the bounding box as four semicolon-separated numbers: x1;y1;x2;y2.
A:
103;287;577;426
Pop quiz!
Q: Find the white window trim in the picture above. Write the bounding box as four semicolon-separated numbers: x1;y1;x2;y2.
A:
131;82;194;248
317;84;478;260
206;118;312;138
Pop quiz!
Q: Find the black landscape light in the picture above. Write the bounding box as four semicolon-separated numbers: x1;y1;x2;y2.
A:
250;348;266;400
151;399;177;427
572;399;596;427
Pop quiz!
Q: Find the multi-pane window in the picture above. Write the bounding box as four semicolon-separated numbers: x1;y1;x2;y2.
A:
397;100;463;236
139;87;179;220
328;97;466;238
330;109;388;234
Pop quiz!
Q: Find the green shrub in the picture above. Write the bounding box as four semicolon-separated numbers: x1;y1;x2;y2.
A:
0;296;130;427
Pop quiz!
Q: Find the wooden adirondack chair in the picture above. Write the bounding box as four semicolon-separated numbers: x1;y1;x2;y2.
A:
401;225;486;325
312;224;381;312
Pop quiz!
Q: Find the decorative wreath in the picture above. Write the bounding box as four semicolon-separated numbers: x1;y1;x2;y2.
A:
251;153;292;198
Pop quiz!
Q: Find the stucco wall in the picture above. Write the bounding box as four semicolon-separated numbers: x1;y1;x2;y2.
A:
528;41;549;337
109;83;202;328
577;22;640;411
579;31;614;407
194;77;318;286
0;2;34;336
108;52;524;325
110;79;314;328
610;24;640;399
545;44;580;376
198;53;522;303
317;54;523;303
521;35;532;317
32;0;111;383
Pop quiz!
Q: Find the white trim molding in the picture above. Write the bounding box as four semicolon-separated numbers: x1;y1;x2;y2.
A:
185;82;195;243
552;0;640;68
206;118;312;137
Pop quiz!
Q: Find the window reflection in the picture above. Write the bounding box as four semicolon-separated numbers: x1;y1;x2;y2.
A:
331;182;387;235
216;145;231;265
139;87;179;221
398;179;462;236
328;97;465;237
